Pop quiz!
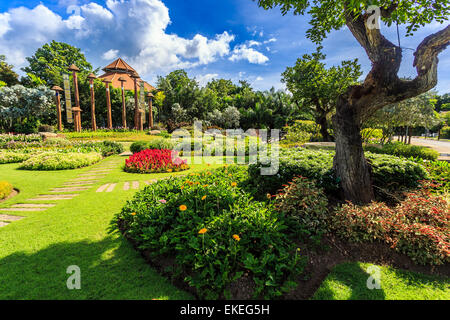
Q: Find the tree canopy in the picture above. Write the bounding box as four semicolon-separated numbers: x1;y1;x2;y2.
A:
0;55;19;86
282;47;362;141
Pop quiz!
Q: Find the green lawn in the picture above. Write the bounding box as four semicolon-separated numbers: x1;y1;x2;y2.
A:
0;154;225;299
313;262;450;300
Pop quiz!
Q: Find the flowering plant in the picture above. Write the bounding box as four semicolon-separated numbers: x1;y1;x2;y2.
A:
124;149;189;174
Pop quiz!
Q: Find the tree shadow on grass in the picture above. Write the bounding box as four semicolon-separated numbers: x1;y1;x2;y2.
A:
0;236;192;300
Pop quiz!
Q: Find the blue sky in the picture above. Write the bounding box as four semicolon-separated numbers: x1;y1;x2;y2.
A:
0;0;448;93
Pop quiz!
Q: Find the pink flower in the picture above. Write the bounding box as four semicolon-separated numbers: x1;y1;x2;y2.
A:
159;199;167;204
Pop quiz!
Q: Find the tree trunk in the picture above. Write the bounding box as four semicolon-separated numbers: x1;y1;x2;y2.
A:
408;128;412;144
333;99;374;204
316;115;332;142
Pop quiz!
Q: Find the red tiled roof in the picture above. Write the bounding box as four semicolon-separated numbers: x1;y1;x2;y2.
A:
102;58;137;73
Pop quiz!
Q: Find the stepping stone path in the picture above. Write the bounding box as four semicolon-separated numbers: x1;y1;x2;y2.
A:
0;159;121;227
96;180;157;193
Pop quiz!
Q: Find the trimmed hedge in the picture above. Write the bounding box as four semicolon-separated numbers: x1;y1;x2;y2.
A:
19;152;102;170
248;148;428;196
0;151;35;164
130;139;177;154
365;142;439;161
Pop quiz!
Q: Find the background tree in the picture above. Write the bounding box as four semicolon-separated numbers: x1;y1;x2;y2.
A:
256;0;450;203
435;93;450;112
282;47;362;141
0;55;19;86
22;41;95;87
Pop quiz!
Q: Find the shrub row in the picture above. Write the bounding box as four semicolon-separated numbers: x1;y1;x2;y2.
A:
0;151;35;164
115;166;305;299
19;152;103;170
365;142;439;161
248;148;428;196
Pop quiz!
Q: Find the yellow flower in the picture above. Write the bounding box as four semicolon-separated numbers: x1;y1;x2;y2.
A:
228;174;232;177
198;228;207;234
267;193;271;199
167;168;173;172
179;205;187;211
203;184;209;188
131;212;137;216
233;234;241;241
231;182;237;187
201;195;207;200
224;164;228;168
181;185;185;190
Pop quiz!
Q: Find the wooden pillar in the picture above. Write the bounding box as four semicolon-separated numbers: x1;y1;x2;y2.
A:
131;73;140;130
51;86;63;131
118;77;127;128
68;64;81;132
147;92;154;130
87;73;97;131
103;80;113;129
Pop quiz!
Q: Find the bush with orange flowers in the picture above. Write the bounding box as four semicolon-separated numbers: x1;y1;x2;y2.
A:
115;165;306;299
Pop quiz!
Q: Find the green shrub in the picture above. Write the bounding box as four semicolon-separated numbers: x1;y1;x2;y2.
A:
114;166;305;299
274;176;329;237
361;128;383;143
0;181;13;199
0;151;35;164
332;187;449;265
19;152;102;170
365;142;439;161
99;140;124;156
38;124;54;133
130;139;176;154
248;148;428;196
441;126;450;139
282;120;320;146
415;160;450;194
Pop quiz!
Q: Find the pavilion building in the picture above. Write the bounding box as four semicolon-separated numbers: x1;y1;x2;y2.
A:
98;58;155;91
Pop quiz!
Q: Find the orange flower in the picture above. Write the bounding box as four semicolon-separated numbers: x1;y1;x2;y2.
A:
231;182;237;187
203;184;209;188
198;228;207;234
181;185;185;190
201;195;207;200
167;169;173;172
131;212;137;216
233;234;241;241
228;174;232;177
179;205;187;211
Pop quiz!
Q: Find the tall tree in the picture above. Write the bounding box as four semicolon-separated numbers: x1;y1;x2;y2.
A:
22;41;94;87
256;0;450;203
0;55;19;86
282;47;361;141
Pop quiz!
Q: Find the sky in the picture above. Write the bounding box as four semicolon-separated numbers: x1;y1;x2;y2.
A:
0;0;448;93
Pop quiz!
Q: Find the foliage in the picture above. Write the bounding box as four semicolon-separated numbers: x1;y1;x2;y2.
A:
19;152;102;170
415;160;450;194
0;151;35;164
365;142;439;161
21;41;94;87
361;128;383;144
38;124;55;133
333;187;449;265
248;148;428;196
282;120;321;146
0;55;19;86
124;149;189;174
130;139;177;154
282;47;361;141
0;181;13;200
114;166;305;299
442;126;450;139
0;85;55;133
274;176;329;237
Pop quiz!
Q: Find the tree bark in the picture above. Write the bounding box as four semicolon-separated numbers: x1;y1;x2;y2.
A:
332;8;449;204
316;114;332;142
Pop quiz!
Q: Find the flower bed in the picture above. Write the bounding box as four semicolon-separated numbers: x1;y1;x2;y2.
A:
0;181;13;200
124;149;189;174
114;166;306;299
0;151;36;164
19;152;102;170
332;185;449;265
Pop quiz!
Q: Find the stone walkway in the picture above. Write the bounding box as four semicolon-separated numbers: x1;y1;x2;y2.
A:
0;158;120;228
96;180;157;193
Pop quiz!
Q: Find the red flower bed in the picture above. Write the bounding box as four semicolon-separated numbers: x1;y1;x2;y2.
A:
124;149;189;173
333;186;449;265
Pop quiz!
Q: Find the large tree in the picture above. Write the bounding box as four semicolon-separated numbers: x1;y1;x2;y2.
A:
22;41;94;87
0;55;19;86
282;47;362;141
256;0;449;203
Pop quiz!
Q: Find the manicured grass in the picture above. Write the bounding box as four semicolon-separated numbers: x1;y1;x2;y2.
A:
62;131;164;142
313;262;450;300
0;155;224;299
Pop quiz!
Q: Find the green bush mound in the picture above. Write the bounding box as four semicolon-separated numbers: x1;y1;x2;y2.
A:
365;142;439;161
0;181;13;199
332;186;449;265
248;148;428;196
130;139;176;154
114;166;305;299
0;151;36;164
19;152;102;170
415;159;450;194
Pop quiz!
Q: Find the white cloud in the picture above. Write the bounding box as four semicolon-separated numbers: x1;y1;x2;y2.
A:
255;76;264;81
102;49;119;60
196;73;219;86
264;38;277;44
229;44;269;64
0;0;237;75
